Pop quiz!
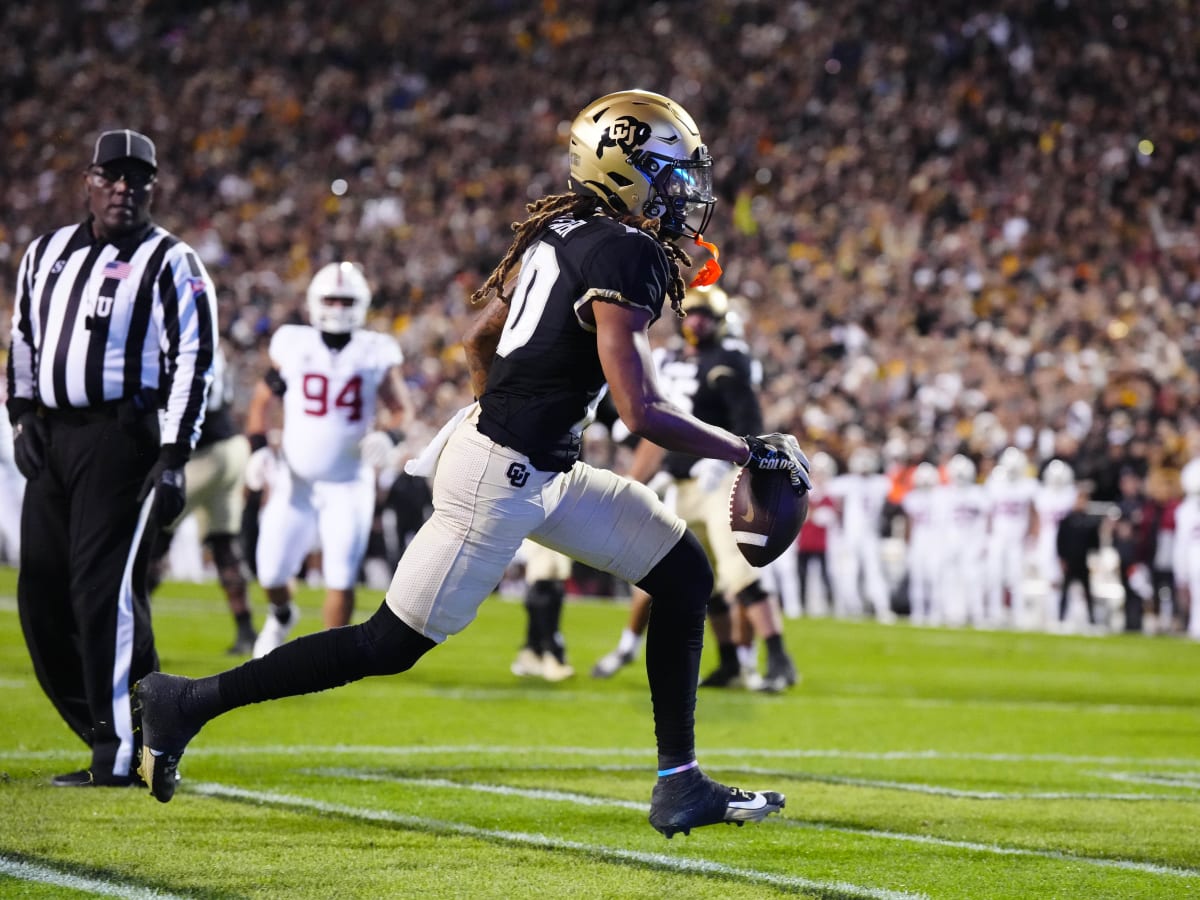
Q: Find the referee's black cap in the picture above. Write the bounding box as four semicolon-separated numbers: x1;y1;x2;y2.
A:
92;129;157;171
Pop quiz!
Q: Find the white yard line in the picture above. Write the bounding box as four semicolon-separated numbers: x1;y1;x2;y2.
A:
728;767;1200;802
404;684;1194;715
0;855;188;899
190;781;928;900
3;744;1200;769
309;768;1200;880
1093;771;1200;789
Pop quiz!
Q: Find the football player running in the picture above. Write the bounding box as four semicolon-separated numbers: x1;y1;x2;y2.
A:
244;262;412;655
134;90;809;838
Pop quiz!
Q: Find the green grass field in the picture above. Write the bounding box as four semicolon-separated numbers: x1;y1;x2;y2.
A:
1;566;1198;899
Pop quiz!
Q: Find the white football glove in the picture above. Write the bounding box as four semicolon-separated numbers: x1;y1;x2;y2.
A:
690;457;733;494
243;446;278;492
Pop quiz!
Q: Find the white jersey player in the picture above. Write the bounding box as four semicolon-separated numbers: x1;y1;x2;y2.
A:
937;454;989;626
1033;459;1078;625
900;462;942;624
1172;459;1200;640
246;262;411;655
828;446;892;621
984;446;1038;627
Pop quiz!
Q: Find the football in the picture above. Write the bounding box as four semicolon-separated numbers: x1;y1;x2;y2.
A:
728;467;809;567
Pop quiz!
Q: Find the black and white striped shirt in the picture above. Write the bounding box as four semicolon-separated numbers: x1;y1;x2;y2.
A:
7;219;217;450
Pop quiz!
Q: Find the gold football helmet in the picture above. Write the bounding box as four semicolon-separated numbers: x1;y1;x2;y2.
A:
568;89;715;239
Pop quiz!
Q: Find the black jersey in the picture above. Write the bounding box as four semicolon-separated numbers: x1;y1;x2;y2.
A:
658;336;764;479
477;214;671;472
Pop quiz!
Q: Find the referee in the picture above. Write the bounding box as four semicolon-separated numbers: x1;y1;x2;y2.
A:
7;129;217;787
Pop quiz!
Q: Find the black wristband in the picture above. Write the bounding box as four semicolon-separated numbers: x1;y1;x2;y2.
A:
159;442;191;468
248;433;268;452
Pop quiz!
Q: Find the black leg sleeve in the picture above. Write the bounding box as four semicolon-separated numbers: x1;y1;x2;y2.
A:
636;531;713;771
203;602;435;716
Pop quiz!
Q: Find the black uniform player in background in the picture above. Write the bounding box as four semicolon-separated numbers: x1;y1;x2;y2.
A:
147;345;256;654
135;90;809;838
592;285;799;692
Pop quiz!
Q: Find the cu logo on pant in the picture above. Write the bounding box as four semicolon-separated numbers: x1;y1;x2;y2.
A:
506;462;529;488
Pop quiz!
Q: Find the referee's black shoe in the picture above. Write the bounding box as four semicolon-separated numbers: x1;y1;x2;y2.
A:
50;768;141;788
132;673;203;803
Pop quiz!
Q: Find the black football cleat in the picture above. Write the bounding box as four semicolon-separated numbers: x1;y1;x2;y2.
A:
50;769;94;787
648;768;785;838
699;662;744;688
132;673;203;803
51;768;140;787
755;653;801;693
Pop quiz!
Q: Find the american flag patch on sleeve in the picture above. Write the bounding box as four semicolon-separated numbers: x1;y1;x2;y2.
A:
104;260;133;280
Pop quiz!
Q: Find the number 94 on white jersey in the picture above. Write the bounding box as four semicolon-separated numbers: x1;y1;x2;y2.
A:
271;324;402;482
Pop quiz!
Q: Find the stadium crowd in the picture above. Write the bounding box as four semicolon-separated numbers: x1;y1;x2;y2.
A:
3;0;1200;635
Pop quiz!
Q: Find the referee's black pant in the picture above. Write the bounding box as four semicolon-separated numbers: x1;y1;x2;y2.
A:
18;401;160;783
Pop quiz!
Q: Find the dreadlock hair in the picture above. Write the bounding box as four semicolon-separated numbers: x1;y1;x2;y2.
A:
471;191;693;317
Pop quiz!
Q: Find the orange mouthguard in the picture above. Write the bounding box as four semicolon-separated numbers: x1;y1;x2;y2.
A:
688;235;723;287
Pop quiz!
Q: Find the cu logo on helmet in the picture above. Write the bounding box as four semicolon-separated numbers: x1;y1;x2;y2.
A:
597;116;651;158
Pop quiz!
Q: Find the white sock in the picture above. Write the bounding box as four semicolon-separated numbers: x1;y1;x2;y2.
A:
617;628;642;656
737;643;757;670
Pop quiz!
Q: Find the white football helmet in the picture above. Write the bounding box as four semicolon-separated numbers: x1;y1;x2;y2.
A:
568;89;715;239
810;451;837;480
998;446;1028;480
1182;459;1200;496
1042;458;1075;487
306;262;371;334
848;446;879;475
948;454;977;486
912;461;939;489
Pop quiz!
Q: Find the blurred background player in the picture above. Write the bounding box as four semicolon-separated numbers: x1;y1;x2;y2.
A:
148;345;256;654
591;285;798;692
795;451;837;616
1171;460;1200;640
245;261;412;656
940;454;989;626
899;461;942;625
510;540;575;681
1056;482;1103;629
1034;458;1078;628
984;446;1038;628
828;446;893;622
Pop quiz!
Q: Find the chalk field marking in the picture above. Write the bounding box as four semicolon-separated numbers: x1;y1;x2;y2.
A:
0;854;188;899
725;766;1200;803
306;768;1200;881
403;685;1191;716
3;745;1199;770
191;781;926;900
1093;771;1200;790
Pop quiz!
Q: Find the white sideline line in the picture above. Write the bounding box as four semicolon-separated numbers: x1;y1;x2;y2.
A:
0;854;187;899
1094;771;1200;789
190;781;927;900
733;768;1200;803
3;744;1200;769
406;685;1194;715
309;769;1200;881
